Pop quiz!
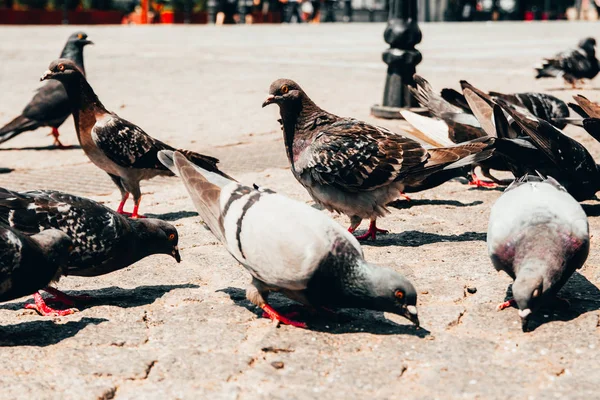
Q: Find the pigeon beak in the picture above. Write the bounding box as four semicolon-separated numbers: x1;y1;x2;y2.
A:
262;95;275;108
518;308;532;331
400;304;420;328
40;70;53;82
84;39;94;45
172;246;181;263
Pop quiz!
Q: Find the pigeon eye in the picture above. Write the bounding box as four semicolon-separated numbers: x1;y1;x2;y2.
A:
58;64;65;72
395;290;404;299
77;34;83;39
168;233;175;241
280;85;289;94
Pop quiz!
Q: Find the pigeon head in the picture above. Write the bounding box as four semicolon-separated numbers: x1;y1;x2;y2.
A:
130;218;181;263
31;229;73;267
511;269;544;330
578;37;597;55
362;265;420;327
66;32;94;47
262;79;305;108
41;59;84;82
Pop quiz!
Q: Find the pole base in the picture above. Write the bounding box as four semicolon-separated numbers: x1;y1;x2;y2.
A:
371;104;428;119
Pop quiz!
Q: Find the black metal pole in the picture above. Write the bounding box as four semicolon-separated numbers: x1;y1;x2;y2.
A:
371;0;423;119
62;0;69;24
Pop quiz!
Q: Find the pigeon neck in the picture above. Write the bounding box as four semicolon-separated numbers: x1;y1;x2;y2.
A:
60;45;85;72
62;74;107;125
279;95;328;166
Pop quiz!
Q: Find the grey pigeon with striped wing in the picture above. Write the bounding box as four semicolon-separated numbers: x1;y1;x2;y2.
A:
39;59;229;218
487;175;589;331
263;78;494;240
0;187;181;316
0;224;72;312
0;32;92;148
158;150;420;329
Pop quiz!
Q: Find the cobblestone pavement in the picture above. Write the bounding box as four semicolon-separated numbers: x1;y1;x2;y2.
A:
0;23;599;400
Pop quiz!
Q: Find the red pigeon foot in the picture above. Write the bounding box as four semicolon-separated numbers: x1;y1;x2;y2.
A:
49;127;66;149
496;298;517;311
25;292;78;316
469;172;496;188
355;220;388;241
261;304;307;328
43;287;92;307
399;192;411;201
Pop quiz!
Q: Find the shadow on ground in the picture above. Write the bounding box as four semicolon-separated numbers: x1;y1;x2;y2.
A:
0;284;199;312
361;230;487;247
0;145;82;151
0;317;107;347
218;287;429;337
388;199;483;210
501;272;600;332
145;210;199;221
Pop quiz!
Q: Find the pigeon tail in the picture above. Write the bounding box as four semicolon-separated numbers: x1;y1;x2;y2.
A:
159;150;234;188
0;115;39;144
175;148;235;181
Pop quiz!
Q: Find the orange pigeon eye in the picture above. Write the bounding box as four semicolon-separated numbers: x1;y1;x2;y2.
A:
77;34;83;39
280;85;289;94
168;233;175;241
395;290;404;299
58;64;65;72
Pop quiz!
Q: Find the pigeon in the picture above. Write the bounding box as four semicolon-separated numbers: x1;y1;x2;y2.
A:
40;59;230;218
0;32;92;148
442;83;572;129
535;37;600;87
497;99;600;201
158;150;419;328
0;224;72;309
262;78;494;240
0;187;181;316
569;95;600;142
487;175;589;331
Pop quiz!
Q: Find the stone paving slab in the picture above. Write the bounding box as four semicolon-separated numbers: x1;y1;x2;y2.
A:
0;22;600;400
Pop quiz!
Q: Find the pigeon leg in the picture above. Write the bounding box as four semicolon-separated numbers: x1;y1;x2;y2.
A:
43;287;92;307
468;171;496;188
116;193;132;216
49;127;66;149
25;292;78;317
496;298;517;311
347;216;362;233
355;219;388;241
399;192;411;201
130;196;146;219
260;304;307;328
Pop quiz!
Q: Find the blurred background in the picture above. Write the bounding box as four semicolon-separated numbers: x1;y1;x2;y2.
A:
0;0;597;25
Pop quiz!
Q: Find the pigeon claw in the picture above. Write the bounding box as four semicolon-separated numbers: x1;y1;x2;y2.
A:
496;298;517;311
25;292;78;317
43;287;92;307
48;127;66;149
468;172;496;188
355;220;388;241
260;304;307;328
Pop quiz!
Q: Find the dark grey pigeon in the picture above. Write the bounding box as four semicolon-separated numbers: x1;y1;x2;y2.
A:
0;224;72;314
0;32;92;148
0;187;181;316
158;150;420;329
535;37;600;87
487;175;589;331
263;78;494;240
40;59;230;218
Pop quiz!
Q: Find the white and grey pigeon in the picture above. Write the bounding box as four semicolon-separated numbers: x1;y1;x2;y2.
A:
39;59;230;218
487;174;590;331
262;78;494;240
0;224;72;307
0;187;181;316
158;150;420;328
